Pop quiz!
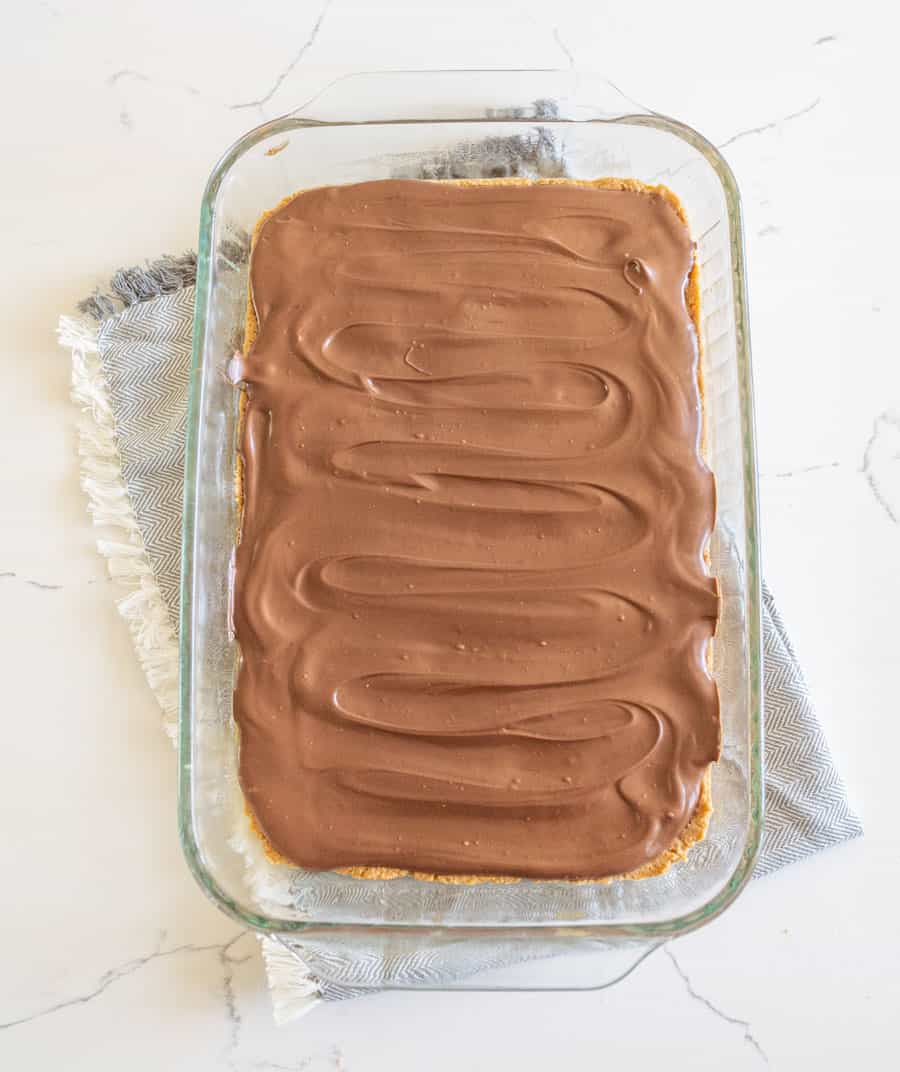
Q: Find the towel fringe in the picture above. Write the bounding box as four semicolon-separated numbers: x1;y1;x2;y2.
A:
76;252;198;321
259;936;322;1024
60;315;179;739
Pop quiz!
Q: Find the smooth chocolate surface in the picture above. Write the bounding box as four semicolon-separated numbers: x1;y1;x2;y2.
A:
233;178;718;879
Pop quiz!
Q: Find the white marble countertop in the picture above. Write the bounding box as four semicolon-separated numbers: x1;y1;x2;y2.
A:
3;0;898;1067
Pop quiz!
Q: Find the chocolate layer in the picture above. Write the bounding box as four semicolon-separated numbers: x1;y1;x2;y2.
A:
234;178;718;880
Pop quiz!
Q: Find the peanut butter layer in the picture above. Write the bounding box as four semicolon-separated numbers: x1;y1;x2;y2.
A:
234;178;719;881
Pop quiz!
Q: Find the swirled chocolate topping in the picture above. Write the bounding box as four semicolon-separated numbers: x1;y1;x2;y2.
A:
234;178;718;879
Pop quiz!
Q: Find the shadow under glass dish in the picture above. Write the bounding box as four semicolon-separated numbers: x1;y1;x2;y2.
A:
180;69;762;991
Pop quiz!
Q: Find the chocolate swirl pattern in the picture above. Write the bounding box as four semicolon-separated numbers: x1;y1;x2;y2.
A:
234;179;718;880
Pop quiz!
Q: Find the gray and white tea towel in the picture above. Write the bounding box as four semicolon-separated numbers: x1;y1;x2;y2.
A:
59;259;862;1020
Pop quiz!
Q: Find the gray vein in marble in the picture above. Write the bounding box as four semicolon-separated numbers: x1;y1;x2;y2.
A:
665;948;768;1064
0;932;245;1032
221;936;255;1070
0;570;63;590
655;97;821;183
247;1048;347;1070
544;26;651;117
229;0;332;111
552;27;575;69
757;224;782;238
814;34;838;45
602;77;654;117
772;461;840;479
106;68;201;97
105;67;212;131
862;411;900;523
718;98;821;150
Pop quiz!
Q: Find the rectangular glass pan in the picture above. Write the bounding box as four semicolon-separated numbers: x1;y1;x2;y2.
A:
180;69;762;990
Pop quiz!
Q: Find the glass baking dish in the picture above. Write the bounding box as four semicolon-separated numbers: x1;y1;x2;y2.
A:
180;69;762;990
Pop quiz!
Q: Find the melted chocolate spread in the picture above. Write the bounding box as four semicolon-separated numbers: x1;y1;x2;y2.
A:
233;179;718;879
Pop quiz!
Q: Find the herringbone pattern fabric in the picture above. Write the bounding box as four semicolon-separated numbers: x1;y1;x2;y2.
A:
757;587;863;873
97;286;193;619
